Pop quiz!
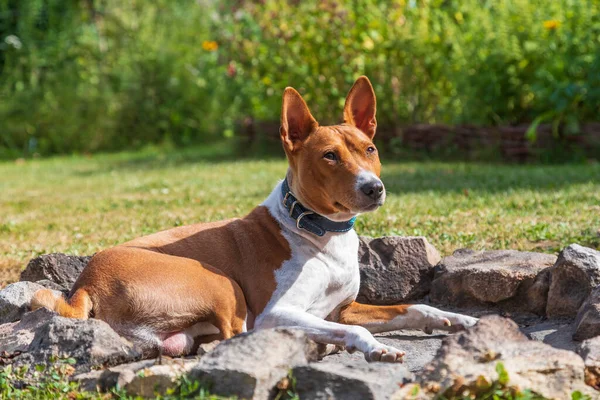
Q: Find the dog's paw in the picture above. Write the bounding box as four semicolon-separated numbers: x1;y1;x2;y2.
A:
364;344;405;363
408;305;478;334
444;313;478;333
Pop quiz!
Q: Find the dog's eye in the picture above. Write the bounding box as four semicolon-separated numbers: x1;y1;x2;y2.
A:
323;152;337;161
366;146;376;154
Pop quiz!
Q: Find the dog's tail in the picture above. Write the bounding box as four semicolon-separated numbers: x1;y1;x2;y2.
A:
31;288;93;319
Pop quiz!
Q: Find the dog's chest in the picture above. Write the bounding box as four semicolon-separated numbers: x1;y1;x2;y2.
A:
268;230;361;319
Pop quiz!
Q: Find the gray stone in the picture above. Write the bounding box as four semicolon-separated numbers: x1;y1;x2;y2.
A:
521;319;578;352
357;236;441;305
293;361;412;400
75;358;198;396
20;253;91;291
547;244;600;318
0;308;56;356
6;312;141;373
395;315;592;399
34;279;69;293
430;249;556;314
577;336;600;390
197;340;220;356
322;329;445;373
189;328;318;400
0;281;61;324
574;286;600;341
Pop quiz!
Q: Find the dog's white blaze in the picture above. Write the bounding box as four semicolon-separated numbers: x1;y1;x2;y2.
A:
259;181;360;320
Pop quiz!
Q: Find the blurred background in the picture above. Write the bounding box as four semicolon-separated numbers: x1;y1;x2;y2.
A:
1;0;599;162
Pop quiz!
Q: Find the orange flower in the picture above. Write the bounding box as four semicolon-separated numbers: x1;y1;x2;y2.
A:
202;41;219;51
543;20;560;30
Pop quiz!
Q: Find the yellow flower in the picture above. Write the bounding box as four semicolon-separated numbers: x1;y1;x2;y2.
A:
543;20;560;30
202;41;219;51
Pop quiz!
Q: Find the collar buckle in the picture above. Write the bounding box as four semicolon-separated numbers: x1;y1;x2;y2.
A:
296;210;314;230
282;192;292;207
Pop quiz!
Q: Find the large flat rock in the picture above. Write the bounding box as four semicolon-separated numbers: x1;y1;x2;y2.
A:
430;249;556;315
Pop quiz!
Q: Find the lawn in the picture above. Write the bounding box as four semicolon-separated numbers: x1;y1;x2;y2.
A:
1;143;599;287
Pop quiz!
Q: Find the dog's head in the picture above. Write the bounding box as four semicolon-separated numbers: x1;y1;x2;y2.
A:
280;76;384;222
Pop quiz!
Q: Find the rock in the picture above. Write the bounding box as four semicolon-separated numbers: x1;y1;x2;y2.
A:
20;253;91;291
430;249;556;314
75;358;198;396
399;315;592;399
357;236;441;304
547;244;600;318
574;286;600;341
322;329;445;373
5;311;141;373
0;281;61;324
577;336;600;390
197;340;220;356
189;328;318;400
521;319;578;352
0;308;56;356
34;279;69;293
293;361;412;400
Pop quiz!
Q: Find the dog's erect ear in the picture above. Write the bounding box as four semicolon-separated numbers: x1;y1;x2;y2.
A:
343;76;377;139
280;87;318;151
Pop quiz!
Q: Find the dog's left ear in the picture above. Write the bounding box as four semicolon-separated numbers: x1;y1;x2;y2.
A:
343;76;377;139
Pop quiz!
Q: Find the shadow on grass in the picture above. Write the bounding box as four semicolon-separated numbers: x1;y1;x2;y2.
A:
382;161;600;194
72;139;284;177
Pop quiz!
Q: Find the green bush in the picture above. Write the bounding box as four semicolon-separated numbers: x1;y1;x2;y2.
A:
0;0;598;157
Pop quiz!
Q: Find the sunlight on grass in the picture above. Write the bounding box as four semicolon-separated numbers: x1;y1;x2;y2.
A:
1;146;599;286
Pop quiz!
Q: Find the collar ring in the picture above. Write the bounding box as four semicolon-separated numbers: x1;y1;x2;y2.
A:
296;211;314;230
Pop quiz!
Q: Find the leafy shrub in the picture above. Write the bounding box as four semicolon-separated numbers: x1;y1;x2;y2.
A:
0;0;598;157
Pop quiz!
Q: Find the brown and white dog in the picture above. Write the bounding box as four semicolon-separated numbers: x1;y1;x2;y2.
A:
32;76;477;362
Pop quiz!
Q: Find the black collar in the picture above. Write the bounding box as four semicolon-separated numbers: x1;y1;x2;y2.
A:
280;178;356;237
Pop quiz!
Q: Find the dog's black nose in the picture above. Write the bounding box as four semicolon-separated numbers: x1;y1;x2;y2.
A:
360;180;384;200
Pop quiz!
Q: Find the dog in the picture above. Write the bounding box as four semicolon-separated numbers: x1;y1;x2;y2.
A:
32;76;477;362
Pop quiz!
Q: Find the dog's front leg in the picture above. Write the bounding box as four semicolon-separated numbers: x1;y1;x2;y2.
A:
338;302;478;334
255;308;405;363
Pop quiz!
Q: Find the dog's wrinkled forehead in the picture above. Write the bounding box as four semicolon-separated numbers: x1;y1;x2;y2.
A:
308;125;373;155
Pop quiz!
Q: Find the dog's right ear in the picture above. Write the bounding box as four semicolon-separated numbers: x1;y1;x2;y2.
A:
280;87;318;152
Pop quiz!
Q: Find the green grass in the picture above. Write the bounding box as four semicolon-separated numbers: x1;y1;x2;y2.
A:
0;360;234;399
1;144;599;286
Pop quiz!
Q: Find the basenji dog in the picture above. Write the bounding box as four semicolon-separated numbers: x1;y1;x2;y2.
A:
32;76;477;362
